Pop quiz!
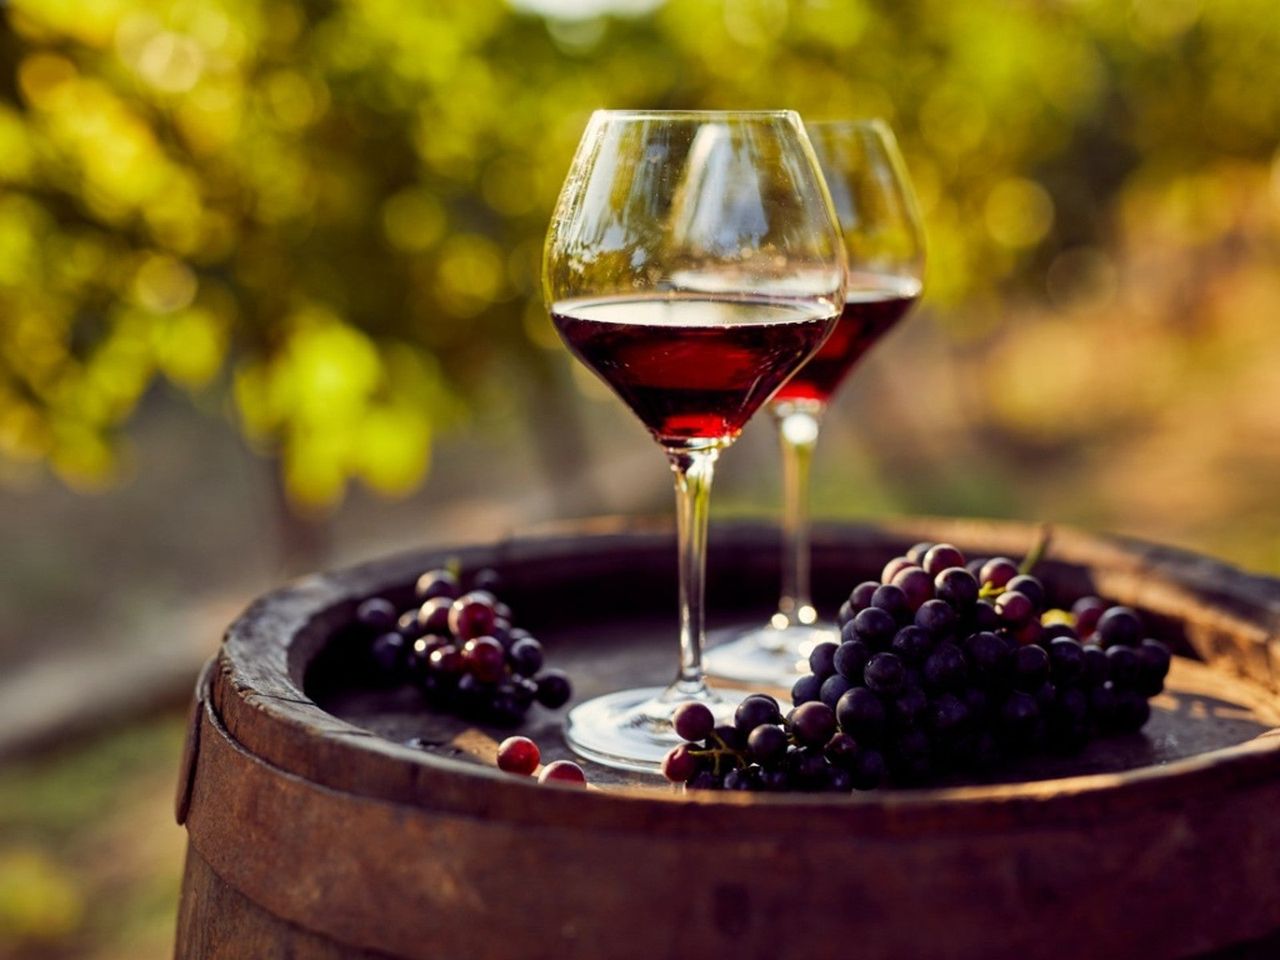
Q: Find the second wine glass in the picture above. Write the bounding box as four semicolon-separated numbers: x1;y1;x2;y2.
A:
705;119;925;685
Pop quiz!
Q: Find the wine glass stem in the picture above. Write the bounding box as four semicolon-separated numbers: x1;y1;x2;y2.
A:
775;403;825;626
667;446;719;696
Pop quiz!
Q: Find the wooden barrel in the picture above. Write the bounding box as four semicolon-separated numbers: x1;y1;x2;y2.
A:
174;518;1280;959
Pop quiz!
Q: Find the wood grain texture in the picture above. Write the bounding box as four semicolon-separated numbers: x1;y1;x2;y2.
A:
176;518;1280;959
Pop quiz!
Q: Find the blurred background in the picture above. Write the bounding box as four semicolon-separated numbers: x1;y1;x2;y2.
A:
1;0;1278;956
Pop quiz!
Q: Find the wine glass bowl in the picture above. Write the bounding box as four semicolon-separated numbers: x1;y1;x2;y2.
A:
544;110;847;770
704;118;925;685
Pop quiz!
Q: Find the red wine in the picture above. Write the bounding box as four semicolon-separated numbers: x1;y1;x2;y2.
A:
773;275;920;404
552;296;835;445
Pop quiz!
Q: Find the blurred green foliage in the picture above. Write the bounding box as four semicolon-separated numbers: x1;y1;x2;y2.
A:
1;0;1278;511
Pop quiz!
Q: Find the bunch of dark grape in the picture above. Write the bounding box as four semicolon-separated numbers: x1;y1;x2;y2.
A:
352;567;572;728
663;541;1172;792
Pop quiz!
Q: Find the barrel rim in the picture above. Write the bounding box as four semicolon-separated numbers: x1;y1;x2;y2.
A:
207;517;1280;833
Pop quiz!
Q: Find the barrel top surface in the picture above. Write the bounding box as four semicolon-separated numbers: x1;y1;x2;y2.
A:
206;517;1280;834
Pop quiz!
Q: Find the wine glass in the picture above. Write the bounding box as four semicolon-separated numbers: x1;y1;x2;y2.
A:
704;119;925;685
543;110;847;770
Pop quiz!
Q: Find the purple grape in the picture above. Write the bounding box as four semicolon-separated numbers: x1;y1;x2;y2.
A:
891;566;935;611
507;637;544;676
673;702;715;741
534;670;572;708
864;652;907;696
1005;575;1045;610
853;607;897;647
890;625;932;664
915;599;956;635
808;641;839;679
415;569;460;602
881;556;914;583
748;724;788;764
356;597;398;631
1096;606;1143;648
995;590;1033;627
735;694;783;732
791;673;823;706
905;541;935;564
978;557;1019;590
836;687;886;742
849;580;880;613
834;638;872;680
923;543;966;576
870;583;910;623
820;673;854;708
934;567;979;608
790;701;837;746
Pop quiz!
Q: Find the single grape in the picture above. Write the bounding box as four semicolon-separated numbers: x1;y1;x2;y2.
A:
417;596;453;635
791;673;822;706
415;569;461;602
497;736;540;775
808;641;840;679
995;590;1033;627
673;702;716;741
397;609;425;640
881;556;914;583
972;599;1001;632
1138;638;1172;680
923;642;968;691
1082;643;1110;686
428;644;464;676
935;567;979;608
463;637;507;683
891;566;935;611
871;584;910;623
356;597;398;631
507;637;544;677
1048;637;1086;683
538;760;586;786
850;580;881;613
823;731;860;768
864;652;907;696
915;599;956;636
534;670;572;708
790;701;837;747
966;631;1011;680
1106;645;1141;687
820;674;854;709
1096;606;1143;648
890;625;932;665
1005;575;1045;610
370;632;406;672
449;592;498;641
747;723;789;764
906;541;935;564
923;543;966;576
836;687;886;742
978;557;1019;590
1013;644;1051;690
661;743;699;783
849;748;886;790
735;694;783;732
834;638;873;680
853;607;897;647
1072;596;1109;638
1113;690;1152;732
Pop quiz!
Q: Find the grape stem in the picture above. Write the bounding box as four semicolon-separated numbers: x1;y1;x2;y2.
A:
1019;523;1054;576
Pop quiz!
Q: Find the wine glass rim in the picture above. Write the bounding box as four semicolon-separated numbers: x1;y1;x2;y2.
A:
591;109;800;121
805;117;892;133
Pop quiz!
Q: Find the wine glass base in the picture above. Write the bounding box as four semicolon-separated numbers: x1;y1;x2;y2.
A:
704;622;840;686
564;685;743;772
